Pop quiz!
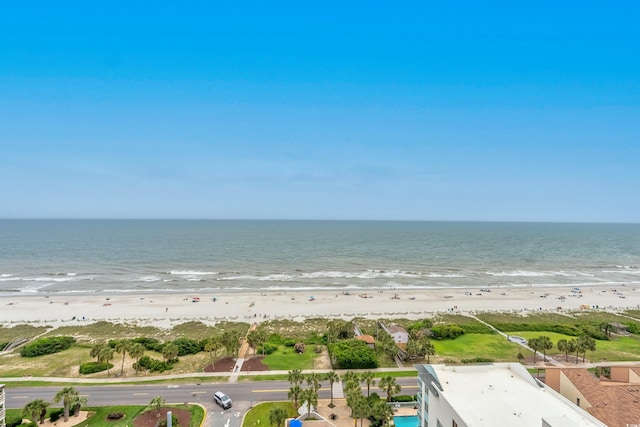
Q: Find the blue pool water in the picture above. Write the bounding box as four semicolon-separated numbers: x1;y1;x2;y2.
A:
393;415;419;427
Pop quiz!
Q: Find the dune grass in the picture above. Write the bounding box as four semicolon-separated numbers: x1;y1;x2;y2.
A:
0;324;50;343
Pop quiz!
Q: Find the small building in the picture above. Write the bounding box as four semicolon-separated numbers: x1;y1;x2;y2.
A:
545;366;640;427
416;363;606;427
380;323;409;344
355;334;376;349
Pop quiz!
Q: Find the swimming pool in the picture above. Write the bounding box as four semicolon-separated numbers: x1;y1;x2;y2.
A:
393;415;419;427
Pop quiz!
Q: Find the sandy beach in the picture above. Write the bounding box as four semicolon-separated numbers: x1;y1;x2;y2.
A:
2;285;638;329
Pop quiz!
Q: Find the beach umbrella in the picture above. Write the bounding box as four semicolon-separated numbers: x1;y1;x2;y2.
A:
290;420;302;427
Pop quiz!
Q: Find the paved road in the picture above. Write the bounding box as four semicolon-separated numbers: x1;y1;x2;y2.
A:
4;378;419;427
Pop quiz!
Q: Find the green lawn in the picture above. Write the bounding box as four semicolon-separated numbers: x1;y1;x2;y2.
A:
71;406;145;427
433;333;522;362
262;345;318;370
512;331;640;362
242;401;297;427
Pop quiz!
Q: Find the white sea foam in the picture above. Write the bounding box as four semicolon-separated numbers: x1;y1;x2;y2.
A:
132;276;162;282
167;270;219;275
23;276;81;282
485;270;573;277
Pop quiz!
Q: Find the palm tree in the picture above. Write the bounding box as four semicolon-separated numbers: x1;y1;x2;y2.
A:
306;372;322;392
204;335;222;370
288;384;302;408
577;335;596;362
162;343;179;363
371;399;393;427
90;343;106;362
98;346;114;374
325;371;340;406
341;370;358;388
114;339;130;375
423;339;436;363
23;399;49;425
288;369;304;387
269;407;288;427
360;371;376;397
72;395;87;417
221;331;241;356
128;342;145;373
528;337;541;362
149;396;165;417
301;387;318;419
54;387;79;422
567;339;578;363
247;329;268;355
557;339;569;361
538;336;553;362
351;394;369;427
378;376;401;402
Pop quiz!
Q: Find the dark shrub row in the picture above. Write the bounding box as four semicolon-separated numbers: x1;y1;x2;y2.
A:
134;355;173;372
20;336;76;357
79;361;113;374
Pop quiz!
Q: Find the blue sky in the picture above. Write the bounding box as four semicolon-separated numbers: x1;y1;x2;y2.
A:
1;1;638;222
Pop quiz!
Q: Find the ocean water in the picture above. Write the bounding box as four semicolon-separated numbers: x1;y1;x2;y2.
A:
0;220;638;295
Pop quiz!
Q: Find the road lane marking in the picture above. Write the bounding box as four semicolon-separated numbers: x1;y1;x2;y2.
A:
191;391;207;394
12;396;29;399
132;393;149;396
251;388;328;393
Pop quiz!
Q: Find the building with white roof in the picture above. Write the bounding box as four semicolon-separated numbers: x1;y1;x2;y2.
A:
415;363;606;427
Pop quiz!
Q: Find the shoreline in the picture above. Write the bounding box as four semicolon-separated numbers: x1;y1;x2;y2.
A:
2;284;638;329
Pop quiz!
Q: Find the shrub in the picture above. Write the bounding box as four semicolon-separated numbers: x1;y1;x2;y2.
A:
461;357;495;363
429;325;464;340
257;343;278;354
79;361;113;374
107;412;125;420
20;336;76;357
391;395;415;402
132;337;164;351
6;412;24;427
330;339;378;369
49;408;64;422
283;339;297;347
172;337;202;356
134;355;173;372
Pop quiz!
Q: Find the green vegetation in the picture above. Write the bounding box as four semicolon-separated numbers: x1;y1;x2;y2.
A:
79;361;113;374
435;314;495;334
513;331;640;362
74;405;145;427
262;344;319;370
20;336;76;357
429;324;464;340
242;401;297;427
433;333;521;362
330;339;378;369
0;325;50;343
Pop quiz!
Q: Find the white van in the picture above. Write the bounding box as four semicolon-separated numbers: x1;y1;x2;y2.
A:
214;391;232;409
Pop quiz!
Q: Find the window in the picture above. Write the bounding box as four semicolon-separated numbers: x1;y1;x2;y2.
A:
576;397;581;407
452;421;458;427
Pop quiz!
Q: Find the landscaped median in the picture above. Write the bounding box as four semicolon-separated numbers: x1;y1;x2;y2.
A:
4;403;204;427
